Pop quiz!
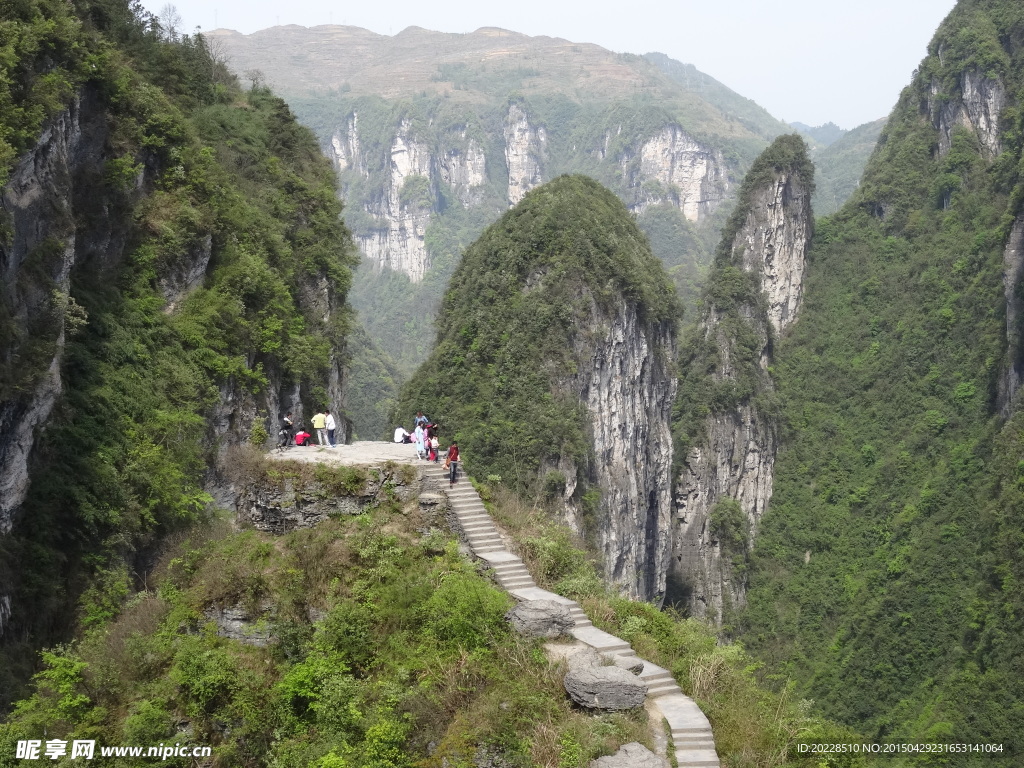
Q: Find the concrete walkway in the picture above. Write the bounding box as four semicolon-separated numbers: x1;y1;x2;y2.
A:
421;462;720;768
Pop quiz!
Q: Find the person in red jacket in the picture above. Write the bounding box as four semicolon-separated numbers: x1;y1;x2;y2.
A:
446;441;459;488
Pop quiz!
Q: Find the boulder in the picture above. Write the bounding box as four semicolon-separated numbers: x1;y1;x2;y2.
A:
588;742;669;768
610;654;645;674
564;665;648;710
505;599;574;638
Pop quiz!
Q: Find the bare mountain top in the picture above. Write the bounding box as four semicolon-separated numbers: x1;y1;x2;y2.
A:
209;24;668;100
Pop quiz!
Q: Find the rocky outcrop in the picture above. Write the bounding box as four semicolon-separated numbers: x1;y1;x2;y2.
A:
203;602;274;646
504;103;546;205
564;661;648;710
670;136;813;623
564;299;676;601
235;465;416;533
623;125;728;222
589;743;669;768
929;67;1005;158
505;599;574;638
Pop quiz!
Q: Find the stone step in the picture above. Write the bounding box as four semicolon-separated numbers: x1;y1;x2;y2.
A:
462;524;496;533
492;560;526;570
572;619;593;628
671;729;715;741
495;570;531;580
640;671;674;684
647;683;682;698
468;538;503;547
455;504;488;512
500;579;536;589
674;737;717;749
474;545;505;554
674;751;720;768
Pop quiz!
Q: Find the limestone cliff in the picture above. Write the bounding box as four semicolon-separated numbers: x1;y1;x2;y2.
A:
325;102;737;286
0;92;107;537
669;135;813;623
928;66;1005;158
562;299;677;600
621;125;729;222
504;103;547;206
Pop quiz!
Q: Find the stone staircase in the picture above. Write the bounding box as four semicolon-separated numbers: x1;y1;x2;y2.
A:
422;463;720;768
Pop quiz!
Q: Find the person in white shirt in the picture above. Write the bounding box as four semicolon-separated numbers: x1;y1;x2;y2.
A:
325;410;337;447
394;426;411;443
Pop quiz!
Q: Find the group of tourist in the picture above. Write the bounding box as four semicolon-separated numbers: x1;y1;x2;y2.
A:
277;409;337;449
394;412;460;487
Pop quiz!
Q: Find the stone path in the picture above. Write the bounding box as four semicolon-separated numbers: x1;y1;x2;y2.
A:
421;462;720;768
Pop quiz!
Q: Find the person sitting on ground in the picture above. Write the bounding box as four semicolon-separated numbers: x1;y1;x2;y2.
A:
394;426;412;443
294;428;313;446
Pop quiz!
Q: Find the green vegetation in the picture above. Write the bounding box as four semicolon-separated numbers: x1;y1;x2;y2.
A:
478;481;862;767
810;118;887;216
0;473;652;768
397;175;680;496
0;0;355;704
344;323;402;440
673;135;813;467
734;0;1024;756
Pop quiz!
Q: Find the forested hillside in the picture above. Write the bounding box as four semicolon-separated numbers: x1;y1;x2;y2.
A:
0;0;356;703
735;0;1024;754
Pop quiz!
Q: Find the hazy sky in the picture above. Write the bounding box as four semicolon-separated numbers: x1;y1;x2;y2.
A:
145;0;959;128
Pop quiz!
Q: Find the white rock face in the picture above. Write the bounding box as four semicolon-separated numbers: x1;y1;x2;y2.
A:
439;136;486;206
930;68;1005;158
329;112;362;174
670;158;812;623
567;299;676;601
735;175;813;336
504;103;546;205
359;119;434;281
624;126;728;221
